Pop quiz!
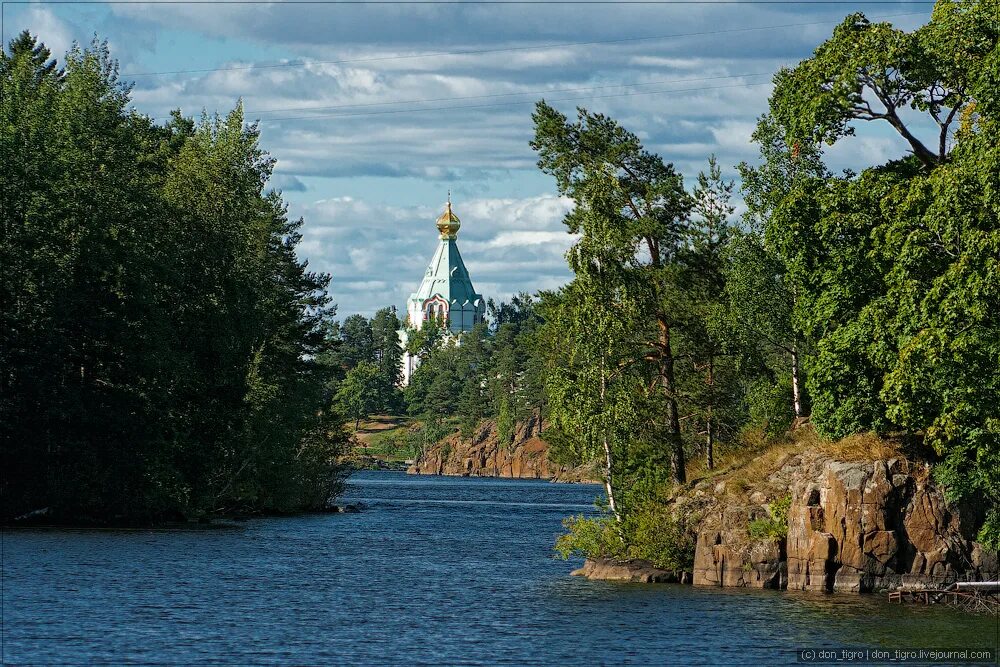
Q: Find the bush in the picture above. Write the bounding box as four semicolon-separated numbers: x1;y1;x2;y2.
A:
622;503;696;571
365;429;421;460
554;515;624;561
747;494;791;542
554;504;696;572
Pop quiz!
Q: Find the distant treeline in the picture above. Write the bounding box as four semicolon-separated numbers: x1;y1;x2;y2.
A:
403;295;546;446
1;33;349;522
327;295;545;449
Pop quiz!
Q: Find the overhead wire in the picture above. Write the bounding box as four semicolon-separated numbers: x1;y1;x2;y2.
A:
257;79;776;122
125;10;928;78
246;71;775;115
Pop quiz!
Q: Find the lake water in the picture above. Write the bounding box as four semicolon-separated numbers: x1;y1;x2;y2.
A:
3;471;995;665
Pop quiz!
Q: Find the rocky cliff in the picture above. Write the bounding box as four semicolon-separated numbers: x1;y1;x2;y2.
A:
688;451;996;592
407;417;598;482
577;442;997;592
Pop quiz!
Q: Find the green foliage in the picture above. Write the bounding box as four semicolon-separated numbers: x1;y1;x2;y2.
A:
747;495;792;542
544;3;998;558
677;156;747;468
879;115;1000;550
532;101;693;494
338;315;375;370
327;307;405;416
403;295;546;448
364;427;423;461
554;515;625;562
758;1;999;547
746;376;795;438
1;33;347;522
404;313;447;359
371;307;405;413
335;362;382;430
733;114;823;422
555;504;696;572
621;503;697;571
767;1;990;169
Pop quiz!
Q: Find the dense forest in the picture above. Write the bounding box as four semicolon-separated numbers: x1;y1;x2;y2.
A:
1;33;350;522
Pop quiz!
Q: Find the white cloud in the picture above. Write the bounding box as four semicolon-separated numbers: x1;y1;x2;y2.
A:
16;2;936;318
20;8;75;60
472;230;576;249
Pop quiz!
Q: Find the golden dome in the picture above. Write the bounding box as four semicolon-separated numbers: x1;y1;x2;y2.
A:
436;198;461;240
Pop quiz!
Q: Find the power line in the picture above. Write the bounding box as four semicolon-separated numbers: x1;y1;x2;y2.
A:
246;71;774;115
257;79;775;122
126;11;927;78
2;1;942;3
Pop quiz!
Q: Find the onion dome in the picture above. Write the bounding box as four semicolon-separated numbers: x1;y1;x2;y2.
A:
436;196;461;240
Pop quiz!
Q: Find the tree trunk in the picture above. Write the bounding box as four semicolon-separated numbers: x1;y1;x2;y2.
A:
791;347;803;418
602;435;619;520
355;416;360;431
706;356;714;470
883;109;939;169
706;419;714;470
600;358;620;521
660;318;686;484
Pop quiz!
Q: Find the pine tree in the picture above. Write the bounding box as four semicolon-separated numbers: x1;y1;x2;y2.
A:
532;102;692;484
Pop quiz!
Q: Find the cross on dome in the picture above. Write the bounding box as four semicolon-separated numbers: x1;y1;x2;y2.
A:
435;193;461;240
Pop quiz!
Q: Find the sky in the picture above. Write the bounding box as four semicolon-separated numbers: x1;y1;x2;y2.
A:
4;0;936;318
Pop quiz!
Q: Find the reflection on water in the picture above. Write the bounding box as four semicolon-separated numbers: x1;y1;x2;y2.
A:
3;471;993;665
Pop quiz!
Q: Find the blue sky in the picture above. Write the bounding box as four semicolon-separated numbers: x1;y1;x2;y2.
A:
5;1;935;318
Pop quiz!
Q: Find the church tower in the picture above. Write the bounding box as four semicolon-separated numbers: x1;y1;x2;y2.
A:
399;197;486;385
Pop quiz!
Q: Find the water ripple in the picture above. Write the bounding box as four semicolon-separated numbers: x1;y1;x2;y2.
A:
3;471;992;665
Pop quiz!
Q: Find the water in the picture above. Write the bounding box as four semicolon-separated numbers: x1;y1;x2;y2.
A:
3;472;994;665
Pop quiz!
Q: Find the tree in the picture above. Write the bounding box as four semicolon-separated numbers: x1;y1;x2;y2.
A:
531;102;693;484
679;157;741;469
371;307;404;413
487;292;537;330
404;311;447;361
335;362;382;431
758;0;999;548
455;324;490;438
339;314;375;370
1;34;347;521
735;114;828;420
540;280;646;521
768;2;990;169
491;323;524;446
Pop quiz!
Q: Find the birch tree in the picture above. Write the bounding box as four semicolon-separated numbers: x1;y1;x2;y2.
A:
736;115;827;420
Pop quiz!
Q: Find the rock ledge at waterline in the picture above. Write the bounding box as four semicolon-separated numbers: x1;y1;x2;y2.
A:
572;558;691;584
575;451;997;593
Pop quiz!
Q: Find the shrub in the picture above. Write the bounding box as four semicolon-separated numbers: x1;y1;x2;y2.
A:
554;515;624;561
622;503;696;571
747;494;791;542
365;429;421;460
554;504;696;572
